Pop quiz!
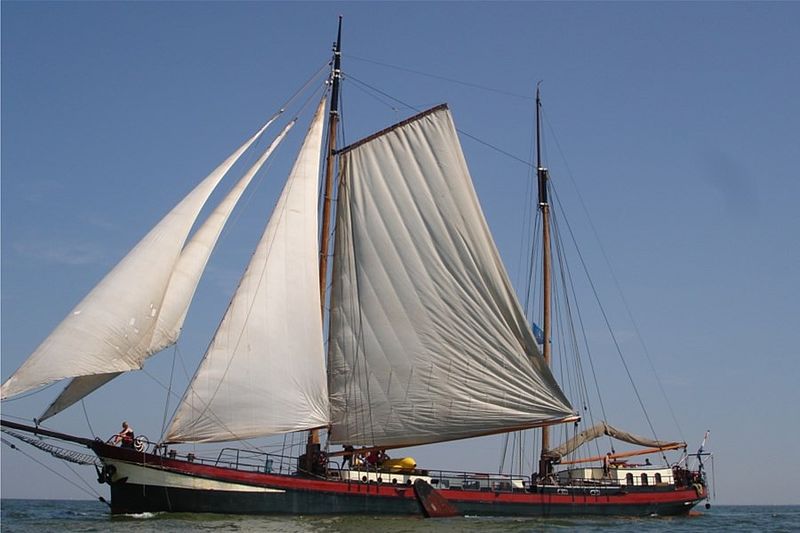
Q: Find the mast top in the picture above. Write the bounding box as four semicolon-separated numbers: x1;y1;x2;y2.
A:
535;83;548;207
328;16;343;116
334;15;343;54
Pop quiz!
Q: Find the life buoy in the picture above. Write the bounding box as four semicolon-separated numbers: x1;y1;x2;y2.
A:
134;435;149;452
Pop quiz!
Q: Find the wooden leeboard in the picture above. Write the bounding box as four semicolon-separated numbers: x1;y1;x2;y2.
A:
412;479;460;518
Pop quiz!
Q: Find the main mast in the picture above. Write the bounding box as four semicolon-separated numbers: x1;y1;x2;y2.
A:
306;16;342;470
319;16;342;305
536;86;554;477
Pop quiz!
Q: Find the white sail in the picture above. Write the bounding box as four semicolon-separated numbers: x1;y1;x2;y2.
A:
328;105;574;448
38;120;296;421
0;117;276;400
165;97;329;443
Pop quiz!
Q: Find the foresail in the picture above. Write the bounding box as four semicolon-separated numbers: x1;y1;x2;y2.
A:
0;116;275;400
328;105;574;448
38;120;296;421
39;372;120;422
165;97;329;443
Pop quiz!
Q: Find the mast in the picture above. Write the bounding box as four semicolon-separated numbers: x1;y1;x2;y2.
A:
305;15;342;470
536;85;554;477
319;15;342;306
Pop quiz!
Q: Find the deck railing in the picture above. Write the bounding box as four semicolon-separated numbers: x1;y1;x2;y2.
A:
154;445;296;476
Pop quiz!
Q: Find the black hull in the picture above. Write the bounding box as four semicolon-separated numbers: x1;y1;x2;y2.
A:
110;481;700;517
110;482;420;515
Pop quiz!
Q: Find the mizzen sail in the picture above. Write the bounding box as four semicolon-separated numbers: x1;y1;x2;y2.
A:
165;97;329;443
543;422;685;462
38;120;296;421
1;116;278;400
328;105;574;448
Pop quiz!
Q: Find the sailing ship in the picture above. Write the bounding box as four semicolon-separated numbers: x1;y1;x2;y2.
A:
1;19;710;517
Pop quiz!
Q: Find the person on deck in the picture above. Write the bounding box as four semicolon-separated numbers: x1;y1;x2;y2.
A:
603;453;611;477
114;421;135;448
342;445;355;468
366;449;379;466
366;449;389;467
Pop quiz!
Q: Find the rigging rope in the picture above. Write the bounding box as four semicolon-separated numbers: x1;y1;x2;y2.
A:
347;73;536;169
160;344;178;441
1;429;100;466
542;111;685;445
1;435;105;503
549;190;606;461
80;399;96;438
346;54;534;101
549;184;666;463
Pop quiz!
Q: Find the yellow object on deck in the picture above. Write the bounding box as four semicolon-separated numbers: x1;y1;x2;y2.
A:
381;457;417;473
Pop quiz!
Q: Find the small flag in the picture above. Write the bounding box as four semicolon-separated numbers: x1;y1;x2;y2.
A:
698;430;710;454
533;323;544;345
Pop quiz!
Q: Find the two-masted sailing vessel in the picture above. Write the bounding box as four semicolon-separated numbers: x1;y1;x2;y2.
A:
1;20;710;517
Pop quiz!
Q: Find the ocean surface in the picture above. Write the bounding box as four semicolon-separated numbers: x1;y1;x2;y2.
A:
1;500;798;532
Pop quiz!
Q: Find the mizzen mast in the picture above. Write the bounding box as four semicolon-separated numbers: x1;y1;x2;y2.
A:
536;85;554;477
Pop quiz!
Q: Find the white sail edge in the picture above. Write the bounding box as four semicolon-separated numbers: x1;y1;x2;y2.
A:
0;115;278;400
38;120;297;421
328;105;574;448
165;97;329;444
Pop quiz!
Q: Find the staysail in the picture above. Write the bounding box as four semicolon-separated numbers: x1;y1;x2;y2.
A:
38;120;297;421
165;97;329;443
328;105;574;448
1;116;278;400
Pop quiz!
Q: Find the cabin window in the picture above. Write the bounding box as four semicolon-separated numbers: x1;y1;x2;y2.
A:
626;473;633;486
463;480;481;490
641;473;648;486
491;481;512;492
655;473;662;484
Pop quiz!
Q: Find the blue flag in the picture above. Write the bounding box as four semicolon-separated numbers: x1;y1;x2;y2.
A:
532;323;544;345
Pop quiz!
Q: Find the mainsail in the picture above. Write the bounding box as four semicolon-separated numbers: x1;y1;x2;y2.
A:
328;105;574;448
165;97;329;443
1;116;278;400
38;120;297;421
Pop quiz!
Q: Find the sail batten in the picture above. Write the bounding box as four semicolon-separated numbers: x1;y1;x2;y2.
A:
1;116;279;400
165;97;329;444
328;106;573;448
37;120;297;421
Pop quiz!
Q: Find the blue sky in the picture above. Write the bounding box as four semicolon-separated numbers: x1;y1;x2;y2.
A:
2;2;798;505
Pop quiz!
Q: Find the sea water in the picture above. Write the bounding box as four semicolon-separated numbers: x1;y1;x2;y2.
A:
1;499;798;532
